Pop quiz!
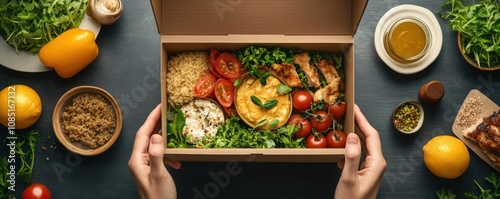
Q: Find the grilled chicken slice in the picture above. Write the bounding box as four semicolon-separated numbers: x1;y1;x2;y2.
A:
313;77;341;104
464;111;500;168
315;60;340;84
293;52;321;89
268;63;303;88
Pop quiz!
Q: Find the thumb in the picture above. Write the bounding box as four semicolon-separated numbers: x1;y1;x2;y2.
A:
149;134;167;174
340;133;361;181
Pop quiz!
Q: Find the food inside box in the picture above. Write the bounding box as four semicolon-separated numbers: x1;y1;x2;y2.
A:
165;46;347;149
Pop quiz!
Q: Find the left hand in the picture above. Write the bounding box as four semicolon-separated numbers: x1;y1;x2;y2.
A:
128;104;181;199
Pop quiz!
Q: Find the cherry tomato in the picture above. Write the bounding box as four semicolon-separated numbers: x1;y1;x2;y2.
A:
222;105;239;118
287;114;312;138
329;102;347;121
209;49;225;78
214;78;235;107
292;90;313;111
326;130;347;148
22;183;51;199
215;52;245;79
310;111;333;132
306;133;327;148
193;73;216;98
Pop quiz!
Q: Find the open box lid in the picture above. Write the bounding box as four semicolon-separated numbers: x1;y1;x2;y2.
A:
150;0;368;36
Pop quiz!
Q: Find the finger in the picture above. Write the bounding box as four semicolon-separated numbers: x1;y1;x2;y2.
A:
149;134;168;174
132;104;162;155
354;105;383;156
340;133;362;180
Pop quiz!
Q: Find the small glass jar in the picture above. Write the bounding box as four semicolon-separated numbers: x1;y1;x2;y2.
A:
384;17;431;64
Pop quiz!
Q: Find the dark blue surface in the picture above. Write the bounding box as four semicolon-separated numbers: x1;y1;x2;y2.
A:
1;0;499;198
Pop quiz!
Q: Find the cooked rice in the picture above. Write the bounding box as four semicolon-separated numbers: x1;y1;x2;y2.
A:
62;93;116;149
166;51;209;107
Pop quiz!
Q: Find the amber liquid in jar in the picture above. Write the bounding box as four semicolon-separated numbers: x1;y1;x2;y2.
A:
384;18;430;63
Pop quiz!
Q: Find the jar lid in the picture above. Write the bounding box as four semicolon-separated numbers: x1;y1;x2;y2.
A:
419;81;445;105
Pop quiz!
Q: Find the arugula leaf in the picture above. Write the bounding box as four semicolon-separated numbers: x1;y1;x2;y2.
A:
0;0;89;53
439;0;500;67
166;109;190;148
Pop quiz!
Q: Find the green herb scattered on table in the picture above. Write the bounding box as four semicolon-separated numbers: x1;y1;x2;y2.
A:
436;173;500;199
0;0;89;53
0;130;40;199
439;0;500;68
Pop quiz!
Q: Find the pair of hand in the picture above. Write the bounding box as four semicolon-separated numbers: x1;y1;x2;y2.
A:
128;104;386;199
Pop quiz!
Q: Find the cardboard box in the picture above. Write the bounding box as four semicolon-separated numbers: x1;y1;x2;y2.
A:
151;0;368;162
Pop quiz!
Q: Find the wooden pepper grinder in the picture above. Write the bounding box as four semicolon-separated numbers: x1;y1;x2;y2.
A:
419;80;444;106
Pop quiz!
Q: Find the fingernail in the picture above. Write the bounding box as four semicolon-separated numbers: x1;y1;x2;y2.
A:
151;134;163;144
347;134;359;144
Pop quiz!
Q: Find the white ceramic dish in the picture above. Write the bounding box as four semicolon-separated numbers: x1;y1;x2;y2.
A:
0;14;101;73
374;4;443;74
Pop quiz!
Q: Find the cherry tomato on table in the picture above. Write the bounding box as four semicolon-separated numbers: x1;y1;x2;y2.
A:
214;78;235;107
193;73;216;98
306;133;327;148
326;130;347;148
329;102;347;121
215;52;245;79
292;90;313;111
287;114;312;138
310;111;333;132
22;183;51;199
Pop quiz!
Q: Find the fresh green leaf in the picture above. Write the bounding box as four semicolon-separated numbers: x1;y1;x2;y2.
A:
0;0;89;53
262;99;278;109
251;96;263;107
268;119;280;128
277;84;292;95
260;72;272;85
255;119;268;129
233;78;240;87
436;189;456;199
174;109;186;134
440;0;500;67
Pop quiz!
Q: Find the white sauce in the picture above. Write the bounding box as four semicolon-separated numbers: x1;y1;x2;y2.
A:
180;99;224;143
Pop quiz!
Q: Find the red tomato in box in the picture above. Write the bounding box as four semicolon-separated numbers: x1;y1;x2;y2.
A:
214;52;245;79
329;102;347;121
214;78;234;107
306;133;327;148
311;111;333;132
209;49;224;78
193;73;216;98
287;114;312;138
326;130;347;148
292;90;313;111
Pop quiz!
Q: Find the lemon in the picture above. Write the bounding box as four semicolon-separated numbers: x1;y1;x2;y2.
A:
0;84;42;129
423;135;470;179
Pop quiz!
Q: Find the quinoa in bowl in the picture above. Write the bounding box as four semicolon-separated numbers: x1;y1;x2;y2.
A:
53;86;122;156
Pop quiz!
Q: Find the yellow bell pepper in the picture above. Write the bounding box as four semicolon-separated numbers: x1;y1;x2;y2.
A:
39;28;99;78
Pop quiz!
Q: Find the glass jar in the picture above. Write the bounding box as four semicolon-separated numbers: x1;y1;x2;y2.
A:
384;17;431;64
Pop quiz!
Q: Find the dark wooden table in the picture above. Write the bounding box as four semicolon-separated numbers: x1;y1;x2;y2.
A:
1;0;499;198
